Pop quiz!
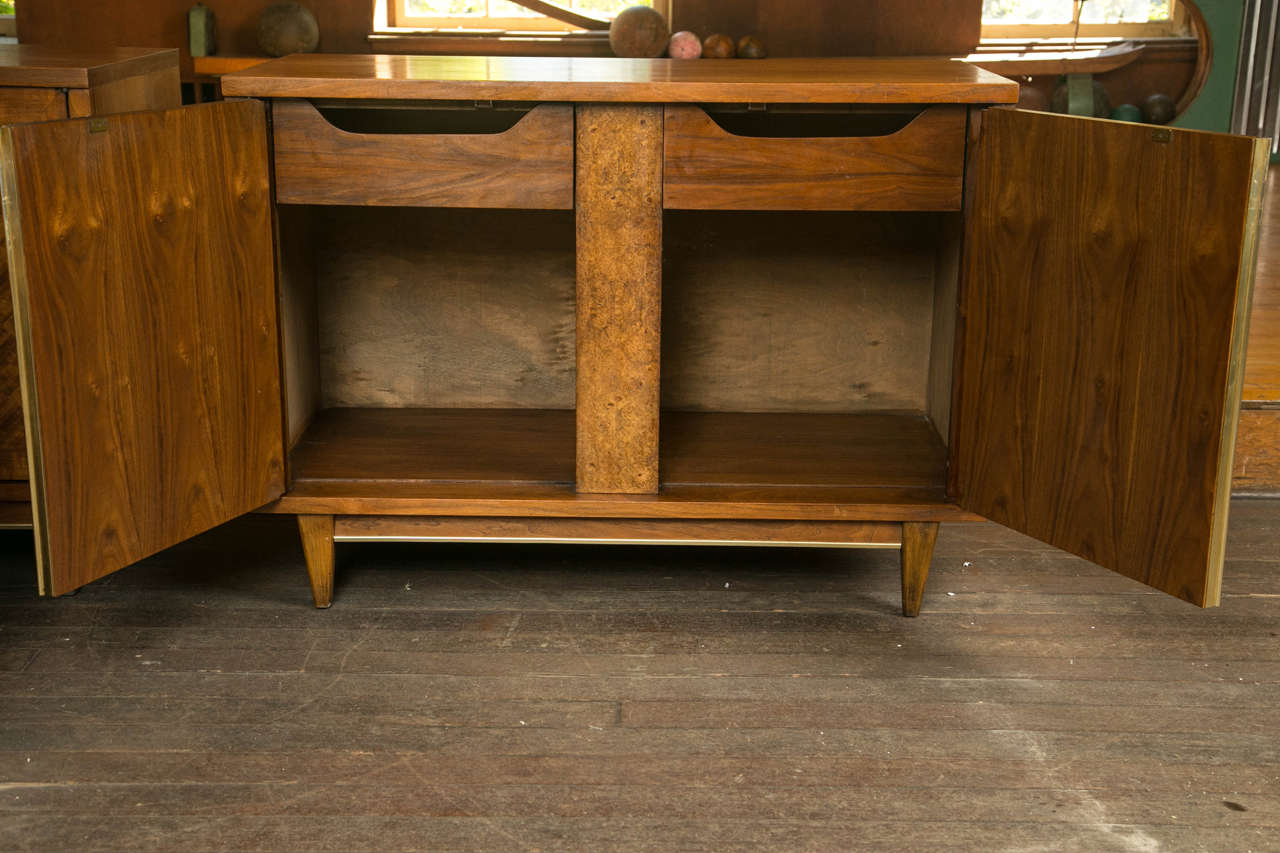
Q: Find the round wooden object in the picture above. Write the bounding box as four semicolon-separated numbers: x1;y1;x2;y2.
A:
1142;93;1176;125
668;31;703;59
257;2;320;57
609;6;670;58
702;33;736;58
1110;103;1143;122
737;34;768;59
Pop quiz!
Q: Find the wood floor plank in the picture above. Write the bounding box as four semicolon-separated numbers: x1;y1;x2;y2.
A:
0;501;1278;852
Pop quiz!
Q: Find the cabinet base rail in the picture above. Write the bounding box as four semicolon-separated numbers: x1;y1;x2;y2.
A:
295;515;939;617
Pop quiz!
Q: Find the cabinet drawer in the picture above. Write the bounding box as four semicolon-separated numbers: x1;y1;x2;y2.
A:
271;99;574;209
663;104;966;211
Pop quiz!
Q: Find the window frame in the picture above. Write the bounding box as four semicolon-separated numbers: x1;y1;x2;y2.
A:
391;0;671;32
980;1;1189;40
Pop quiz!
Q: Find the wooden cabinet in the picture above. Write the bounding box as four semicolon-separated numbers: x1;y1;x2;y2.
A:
0;46;181;528
0;55;1266;616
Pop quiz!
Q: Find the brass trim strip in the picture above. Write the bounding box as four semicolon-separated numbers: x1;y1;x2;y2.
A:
0;126;53;596
333;535;903;548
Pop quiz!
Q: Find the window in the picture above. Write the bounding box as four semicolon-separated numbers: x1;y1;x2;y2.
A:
982;1;1190;39
393;0;670;32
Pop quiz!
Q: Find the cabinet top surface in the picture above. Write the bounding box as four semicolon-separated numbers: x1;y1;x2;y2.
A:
0;46;179;89
221;54;1018;104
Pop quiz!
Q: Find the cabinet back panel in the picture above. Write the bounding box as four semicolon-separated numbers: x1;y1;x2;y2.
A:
663;212;939;413
311;207;576;410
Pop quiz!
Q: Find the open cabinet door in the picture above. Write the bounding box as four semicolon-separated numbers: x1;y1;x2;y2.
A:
954;109;1268;607
0;100;284;596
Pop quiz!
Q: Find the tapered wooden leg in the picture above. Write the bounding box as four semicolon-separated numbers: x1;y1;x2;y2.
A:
900;521;939;618
297;514;335;609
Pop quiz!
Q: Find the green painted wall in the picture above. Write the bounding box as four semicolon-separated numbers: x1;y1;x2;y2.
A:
1175;0;1245;132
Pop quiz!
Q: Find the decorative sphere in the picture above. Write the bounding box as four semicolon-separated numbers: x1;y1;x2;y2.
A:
702;33;736;58
1110;103;1143;123
668;30;702;59
737;34;768;59
257;2;320;57
608;6;670;58
1142;93;1177;124
1050;79;1111;118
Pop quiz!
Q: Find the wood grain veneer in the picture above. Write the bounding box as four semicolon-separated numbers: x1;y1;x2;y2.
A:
297;515;335;608
0;100;285;596
661;412;947;491
0;46;179;89
334;516;903;547
222;55;1020;105
663;105;966;212
575;105;663;495
0;89;68;484
277;408;963;521
900;521;938;617
271;100;573;209
954;109;1269;608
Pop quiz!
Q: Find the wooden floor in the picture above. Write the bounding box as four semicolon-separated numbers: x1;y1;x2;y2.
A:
1236;164;1280;491
0;503;1277;851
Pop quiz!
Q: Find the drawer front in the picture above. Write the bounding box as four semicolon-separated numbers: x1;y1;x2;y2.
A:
663;104;966;211
271;99;574;209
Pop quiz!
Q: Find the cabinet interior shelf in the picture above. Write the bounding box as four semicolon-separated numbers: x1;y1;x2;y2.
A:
287;407;947;498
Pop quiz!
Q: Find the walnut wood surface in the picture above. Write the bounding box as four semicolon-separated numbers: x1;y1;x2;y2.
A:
291;408;575;486
576;105;662;495
334;516;902;547
0;46;180;89
954;109;1268;608
661;412;946;491
222;55;1020;105
297;515;335;608
0;100;285;596
0;89;68;483
278;408;965;521
271;100;573;209
900;521;938;617
663;105;965;212
269;482;975;522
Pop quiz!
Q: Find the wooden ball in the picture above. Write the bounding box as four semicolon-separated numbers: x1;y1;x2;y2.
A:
256;2;320;57
1110;103;1143;123
702;33;736;58
609;6;670;58
668;30;703;60
737;34;768;59
1142;93;1176;125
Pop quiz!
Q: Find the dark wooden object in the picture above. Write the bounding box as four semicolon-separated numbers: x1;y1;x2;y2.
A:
0;47;181;507
575;105;663;495
954;110;1268;607
221;56;1019;104
663;105;966;211
271;100;574;209
0;100;284;596
0;56;1264;619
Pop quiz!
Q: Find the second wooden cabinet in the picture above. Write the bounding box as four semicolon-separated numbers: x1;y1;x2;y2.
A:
0;56;1265;616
